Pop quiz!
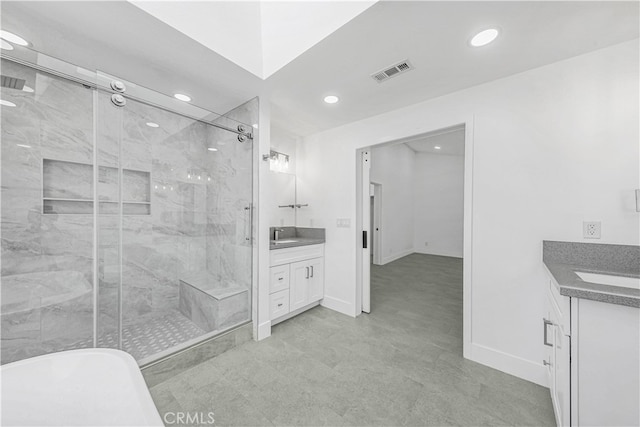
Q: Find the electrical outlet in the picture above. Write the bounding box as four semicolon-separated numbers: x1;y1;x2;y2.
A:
583;221;601;239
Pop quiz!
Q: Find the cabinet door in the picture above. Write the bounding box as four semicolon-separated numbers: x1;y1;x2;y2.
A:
307;257;324;303
554;323;570;427
544;309;554;391
549;324;559;425
290;260;309;312
548;291;570;427
574;298;640;427
546;296;560;426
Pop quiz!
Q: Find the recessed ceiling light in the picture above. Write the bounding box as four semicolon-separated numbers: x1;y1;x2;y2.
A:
324;95;339;104
0;40;13;50
470;28;499;47
174;93;191;102
22;86;34;93
434;146;441;150
146;122;159;128
0;100;16;107
0;30;29;46
207;147;218;152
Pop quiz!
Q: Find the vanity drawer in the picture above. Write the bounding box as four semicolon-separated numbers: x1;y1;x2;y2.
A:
270;265;290;294
270;289;290;320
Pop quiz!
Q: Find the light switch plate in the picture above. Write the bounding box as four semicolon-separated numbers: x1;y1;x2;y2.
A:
336;218;351;228
583;221;601;239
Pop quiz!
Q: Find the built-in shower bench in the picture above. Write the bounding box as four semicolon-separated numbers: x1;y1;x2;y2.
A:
178;273;249;332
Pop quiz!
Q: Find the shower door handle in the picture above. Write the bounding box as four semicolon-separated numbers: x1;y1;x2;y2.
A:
244;204;253;242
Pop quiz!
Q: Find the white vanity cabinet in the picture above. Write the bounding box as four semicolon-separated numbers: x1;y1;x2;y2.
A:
545;279;570;427
269;244;324;323
544;273;640;427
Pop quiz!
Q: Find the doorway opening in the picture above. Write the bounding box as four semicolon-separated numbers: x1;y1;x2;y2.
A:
355;122;473;358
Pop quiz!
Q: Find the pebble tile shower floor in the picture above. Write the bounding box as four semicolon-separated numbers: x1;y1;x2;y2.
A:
149;254;556;426
70;310;206;360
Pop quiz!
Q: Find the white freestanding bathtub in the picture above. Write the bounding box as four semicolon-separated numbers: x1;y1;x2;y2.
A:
1;349;163;426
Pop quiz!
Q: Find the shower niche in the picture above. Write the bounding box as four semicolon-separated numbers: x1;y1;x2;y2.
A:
42;159;151;215
1;52;256;365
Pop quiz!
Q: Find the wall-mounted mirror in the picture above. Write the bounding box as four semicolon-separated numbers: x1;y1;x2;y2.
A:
268;171;296;226
269;126;310;228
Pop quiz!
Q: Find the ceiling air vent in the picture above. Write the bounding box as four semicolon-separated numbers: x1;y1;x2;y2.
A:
371;60;414;83
1;75;25;90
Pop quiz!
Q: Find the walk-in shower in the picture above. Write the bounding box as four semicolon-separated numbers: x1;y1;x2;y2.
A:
1;48;255;365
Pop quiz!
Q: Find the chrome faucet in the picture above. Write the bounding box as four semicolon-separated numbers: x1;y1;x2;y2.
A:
274;228;284;241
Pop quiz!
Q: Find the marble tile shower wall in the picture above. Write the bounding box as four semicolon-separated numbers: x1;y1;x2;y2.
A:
1;60;94;363
1;59;255;364
205;99;257;293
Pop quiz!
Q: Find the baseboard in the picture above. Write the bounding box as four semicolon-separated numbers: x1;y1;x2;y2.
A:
272;301;321;326
321;295;356;317
257;320;271;341
469;342;548;387
413;248;463;259
381;249;414;265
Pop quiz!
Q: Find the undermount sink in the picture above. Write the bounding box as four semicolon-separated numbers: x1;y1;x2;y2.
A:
271;239;297;244
575;271;640;290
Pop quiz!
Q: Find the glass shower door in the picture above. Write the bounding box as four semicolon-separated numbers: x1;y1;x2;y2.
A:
96;75;253;363
0;58;96;364
1;49;254;366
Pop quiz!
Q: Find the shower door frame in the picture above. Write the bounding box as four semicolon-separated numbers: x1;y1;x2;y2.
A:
1;53;254;140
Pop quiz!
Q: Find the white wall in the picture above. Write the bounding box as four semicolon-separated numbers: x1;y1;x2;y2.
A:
413;153;464;258
296;40;639;385
370;144;415;263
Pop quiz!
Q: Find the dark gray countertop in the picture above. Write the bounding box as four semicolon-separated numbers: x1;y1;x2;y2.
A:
269;227;326;250
543;241;640;308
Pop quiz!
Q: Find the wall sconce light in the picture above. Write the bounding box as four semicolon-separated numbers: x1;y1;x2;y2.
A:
268;150;290;173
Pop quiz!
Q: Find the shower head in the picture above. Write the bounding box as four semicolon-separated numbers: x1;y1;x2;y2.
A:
1;75;25;90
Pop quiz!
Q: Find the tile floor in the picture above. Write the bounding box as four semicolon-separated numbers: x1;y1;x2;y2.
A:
150;254;556;426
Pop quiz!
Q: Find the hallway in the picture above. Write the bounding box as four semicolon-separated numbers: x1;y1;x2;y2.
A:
150;254;555;426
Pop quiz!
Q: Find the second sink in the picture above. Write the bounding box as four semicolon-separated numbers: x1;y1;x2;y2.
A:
576;271;640;290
